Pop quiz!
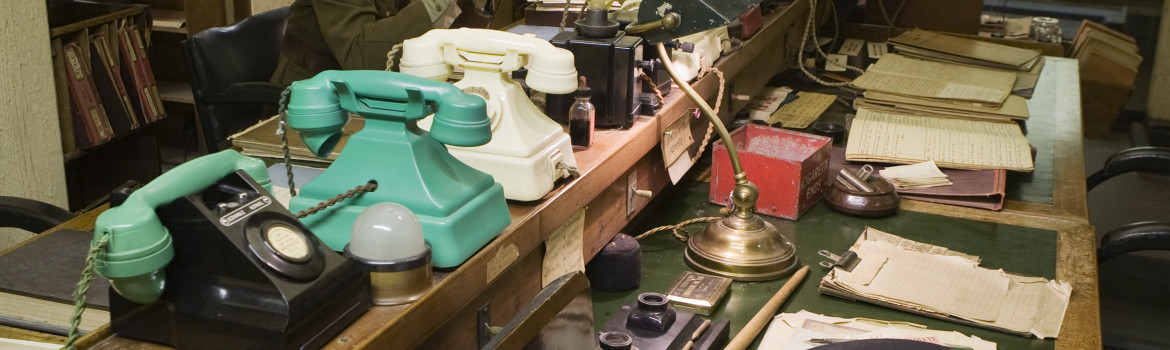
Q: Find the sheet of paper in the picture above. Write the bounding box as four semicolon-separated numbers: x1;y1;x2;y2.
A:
819;227;1071;339
760;310;998;350
862;90;1030;121
845;108;1034;171
767;91;836;128
542;209;585;287
667;150;695;185
851;54;1016;105
745;86;793;122
839;38;865;56
881;161;949;179
868;41;888;59
856;240;1010;321
825;54;849;72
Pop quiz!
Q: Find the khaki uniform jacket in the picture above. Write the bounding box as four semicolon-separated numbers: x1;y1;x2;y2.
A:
271;0;433;86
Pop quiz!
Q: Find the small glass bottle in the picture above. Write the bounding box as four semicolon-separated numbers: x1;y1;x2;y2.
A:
569;86;595;149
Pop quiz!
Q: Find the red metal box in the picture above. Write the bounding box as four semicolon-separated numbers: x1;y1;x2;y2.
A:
710;125;832;220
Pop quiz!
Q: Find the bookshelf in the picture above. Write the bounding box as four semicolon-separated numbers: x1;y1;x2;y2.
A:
47;1;163;211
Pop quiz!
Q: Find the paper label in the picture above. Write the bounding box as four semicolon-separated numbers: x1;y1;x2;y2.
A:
542;209;586;287
838;39;865;56
867;41;888;59
661;111;695;167
825;54;849;72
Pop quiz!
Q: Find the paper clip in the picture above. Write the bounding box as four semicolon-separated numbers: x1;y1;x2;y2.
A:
818;249;861;272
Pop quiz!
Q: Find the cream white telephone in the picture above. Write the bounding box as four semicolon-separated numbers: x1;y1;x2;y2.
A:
401;28;579;202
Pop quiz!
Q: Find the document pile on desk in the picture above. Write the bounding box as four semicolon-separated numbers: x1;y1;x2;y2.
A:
845;109;1034;171
819;227;1071;338
759;310;997;350
851;54;1029;122
887;29;1045;97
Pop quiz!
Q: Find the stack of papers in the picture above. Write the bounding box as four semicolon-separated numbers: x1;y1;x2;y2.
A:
819;227;1071;338
845;108;1034;172
878;161;952;189
759;310;997;350
851;54;1016;108
854;90;1030;122
888;29;1046;97
889;29;1041;72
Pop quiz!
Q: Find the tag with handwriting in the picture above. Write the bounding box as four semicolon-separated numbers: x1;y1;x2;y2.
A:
838;39;864;56
661;110;696;167
867;42;888;59
825;54;848;72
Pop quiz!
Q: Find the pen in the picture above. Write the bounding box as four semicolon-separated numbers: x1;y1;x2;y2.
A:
807;338;976;350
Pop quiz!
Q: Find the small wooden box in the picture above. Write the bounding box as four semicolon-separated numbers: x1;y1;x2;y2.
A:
710;125;831;220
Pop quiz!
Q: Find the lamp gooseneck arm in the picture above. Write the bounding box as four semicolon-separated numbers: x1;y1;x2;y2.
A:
655;43;746;182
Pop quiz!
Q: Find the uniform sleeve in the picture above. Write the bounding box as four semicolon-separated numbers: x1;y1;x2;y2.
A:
309;0;434;70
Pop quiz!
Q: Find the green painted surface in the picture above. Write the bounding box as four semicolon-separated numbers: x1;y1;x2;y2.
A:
593;179;1058;349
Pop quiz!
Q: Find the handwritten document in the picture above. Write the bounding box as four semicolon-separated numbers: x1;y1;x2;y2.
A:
819;227;1071;339
845;108;1034;172
661;111;695;166
767;91;835;128
850;54;1016;105
542;209;585;287
745;86;794;122
838;38;865;56
868;41;888;59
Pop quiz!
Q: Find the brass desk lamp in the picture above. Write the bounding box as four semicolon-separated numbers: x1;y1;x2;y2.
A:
631;0;799;281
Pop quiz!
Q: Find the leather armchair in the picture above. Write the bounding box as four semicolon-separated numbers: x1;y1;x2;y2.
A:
182;7;289;153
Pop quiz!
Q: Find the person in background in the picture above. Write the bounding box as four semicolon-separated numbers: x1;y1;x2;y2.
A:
271;0;462;85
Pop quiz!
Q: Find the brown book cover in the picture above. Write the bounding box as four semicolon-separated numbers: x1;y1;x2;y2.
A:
90;31;139;134
63;41;115;147
51;38;77;153
830;147;1006;210
117;25;165;124
127;25;166;122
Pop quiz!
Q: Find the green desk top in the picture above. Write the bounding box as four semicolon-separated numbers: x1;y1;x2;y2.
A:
593;179;1059;349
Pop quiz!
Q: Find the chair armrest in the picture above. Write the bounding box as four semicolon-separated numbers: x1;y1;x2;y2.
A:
1098;221;1170;263
0;196;74;233
1087;146;1170;191
223;82;286;105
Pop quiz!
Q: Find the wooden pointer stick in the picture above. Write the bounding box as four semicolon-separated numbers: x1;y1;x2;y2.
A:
724;265;811;350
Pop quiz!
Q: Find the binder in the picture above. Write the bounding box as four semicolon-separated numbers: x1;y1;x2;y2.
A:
90;31;139;135
63;41;115;147
117;25;165;123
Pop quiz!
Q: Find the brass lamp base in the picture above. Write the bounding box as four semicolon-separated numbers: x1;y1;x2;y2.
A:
684;210;798;282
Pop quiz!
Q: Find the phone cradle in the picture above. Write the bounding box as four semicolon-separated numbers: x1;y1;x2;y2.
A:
402;28;580;201
108;171;371;350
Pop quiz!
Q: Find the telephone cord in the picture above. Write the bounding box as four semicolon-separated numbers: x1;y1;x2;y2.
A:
635;216;721;241
295;181;379;219
64;231;111;350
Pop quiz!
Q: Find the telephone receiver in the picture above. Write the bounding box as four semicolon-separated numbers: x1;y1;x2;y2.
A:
92;150;270;304
399;28;578;95
286;70;493;158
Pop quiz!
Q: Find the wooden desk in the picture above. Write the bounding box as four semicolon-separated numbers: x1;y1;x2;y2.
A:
594;179;1099;349
60;1;818;349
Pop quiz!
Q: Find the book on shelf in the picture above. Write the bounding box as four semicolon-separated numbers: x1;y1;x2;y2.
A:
117;25;166;124
90;31;139;135
0;229;110;336
63;41;115;148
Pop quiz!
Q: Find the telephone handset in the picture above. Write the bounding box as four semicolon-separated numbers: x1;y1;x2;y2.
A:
93;150;271;304
93;150;371;349
400;28;582;201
